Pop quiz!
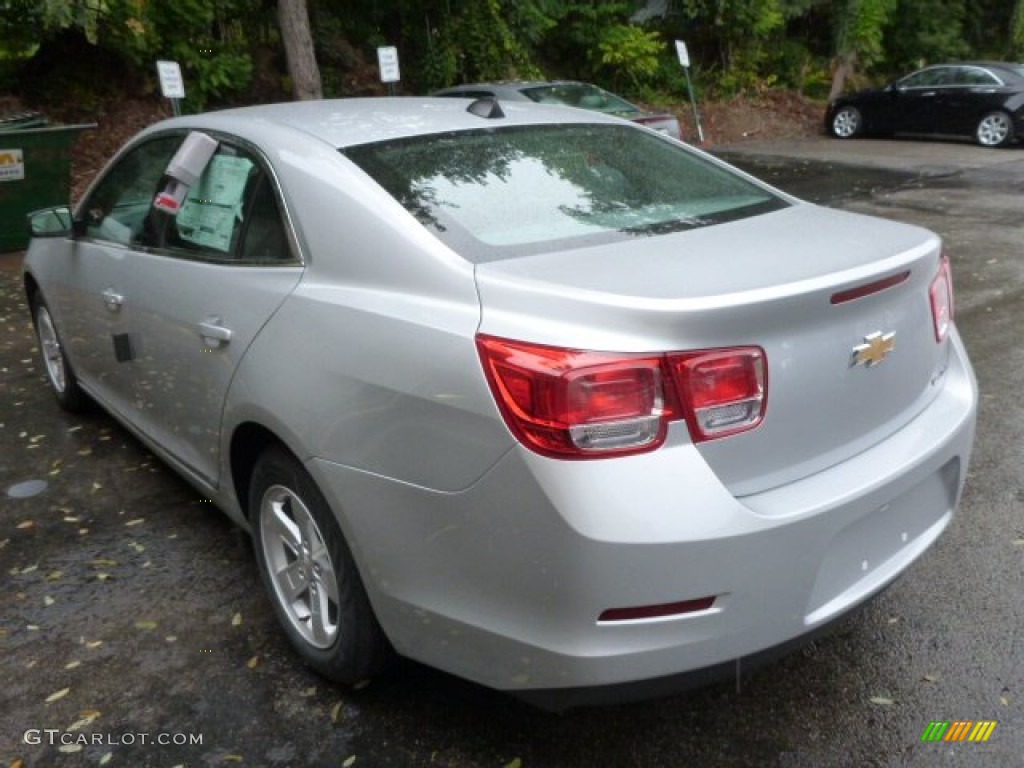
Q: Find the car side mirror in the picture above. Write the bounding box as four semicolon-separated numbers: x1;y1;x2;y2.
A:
27;206;75;238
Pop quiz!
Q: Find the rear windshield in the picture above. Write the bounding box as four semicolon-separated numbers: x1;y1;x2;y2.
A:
520;83;639;115
344;124;788;262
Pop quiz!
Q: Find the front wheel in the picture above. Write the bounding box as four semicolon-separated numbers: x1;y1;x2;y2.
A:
830;105;863;139
975;111;1012;147
31;294;87;412
250;447;391;684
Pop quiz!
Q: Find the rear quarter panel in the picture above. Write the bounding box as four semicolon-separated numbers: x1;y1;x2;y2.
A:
222;143;511;494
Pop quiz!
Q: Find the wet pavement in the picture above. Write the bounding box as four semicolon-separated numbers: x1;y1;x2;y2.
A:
2;137;1022;767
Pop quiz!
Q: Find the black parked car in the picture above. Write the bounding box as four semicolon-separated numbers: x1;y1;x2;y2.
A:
826;61;1024;147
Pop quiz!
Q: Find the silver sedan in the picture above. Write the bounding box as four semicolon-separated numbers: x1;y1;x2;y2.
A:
24;97;977;707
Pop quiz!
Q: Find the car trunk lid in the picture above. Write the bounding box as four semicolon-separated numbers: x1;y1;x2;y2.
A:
474;204;951;496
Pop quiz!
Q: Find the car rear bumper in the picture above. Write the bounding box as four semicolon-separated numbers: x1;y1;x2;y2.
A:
308;329;976;701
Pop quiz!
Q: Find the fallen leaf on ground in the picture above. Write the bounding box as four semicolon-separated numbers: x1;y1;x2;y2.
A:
67;710;101;731
46;687;71;703
246;655;260;669
232;612;242;626
870;696;894;706
135;620;158;631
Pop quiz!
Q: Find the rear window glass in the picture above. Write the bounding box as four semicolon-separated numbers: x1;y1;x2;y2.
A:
521;83;638;115
344;124;788;262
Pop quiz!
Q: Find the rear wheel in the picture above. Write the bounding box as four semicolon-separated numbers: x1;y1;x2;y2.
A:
830;105;863;139
31;294;87;412
250;447;391;683
975;111;1012;147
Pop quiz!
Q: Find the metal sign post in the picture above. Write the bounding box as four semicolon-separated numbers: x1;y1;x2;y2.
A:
377;46;401;96
675;41;705;144
156;60;185;116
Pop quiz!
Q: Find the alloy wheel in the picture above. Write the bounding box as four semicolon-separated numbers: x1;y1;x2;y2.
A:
36;304;67;393
259;484;340;649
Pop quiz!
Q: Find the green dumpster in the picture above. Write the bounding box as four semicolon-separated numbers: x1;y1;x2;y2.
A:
0;113;96;252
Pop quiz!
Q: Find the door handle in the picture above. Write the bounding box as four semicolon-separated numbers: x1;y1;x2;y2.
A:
198;317;232;347
102;289;124;312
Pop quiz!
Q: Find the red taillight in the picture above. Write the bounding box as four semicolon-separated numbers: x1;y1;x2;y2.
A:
476;336;667;459
929;254;954;342
476;335;767;459
669;349;766;441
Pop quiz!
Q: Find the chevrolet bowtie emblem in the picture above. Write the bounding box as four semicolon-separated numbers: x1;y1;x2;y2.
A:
851;331;896;368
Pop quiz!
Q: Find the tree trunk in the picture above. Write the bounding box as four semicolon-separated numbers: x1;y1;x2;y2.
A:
278;0;322;101
828;51;856;103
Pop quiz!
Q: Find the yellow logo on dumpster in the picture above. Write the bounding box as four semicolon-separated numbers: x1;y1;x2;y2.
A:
0;149;25;181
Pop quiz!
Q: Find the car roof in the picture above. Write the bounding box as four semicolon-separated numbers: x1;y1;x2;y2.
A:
919;61;1024;80
139;97;618;150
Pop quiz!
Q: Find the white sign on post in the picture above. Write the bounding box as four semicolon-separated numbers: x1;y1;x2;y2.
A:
156;60;186;99
674;40;705;144
377;46;401;84
675;40;690;69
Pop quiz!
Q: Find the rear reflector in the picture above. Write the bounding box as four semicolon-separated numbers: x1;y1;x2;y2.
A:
598;596;716;622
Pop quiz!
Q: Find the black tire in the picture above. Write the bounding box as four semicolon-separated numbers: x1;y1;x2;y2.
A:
30;293;87;412
975;110;1012;147
249;447;391;684
830;105;863;139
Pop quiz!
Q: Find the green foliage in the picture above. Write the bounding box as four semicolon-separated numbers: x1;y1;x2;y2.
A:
1011;0;1024;58
883;0;969;74
5;0;1024;114
116;0;255;110
672;0;788;96
386;0;554;90
597;24;663;89
1;0;255;110
833;0;897;67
